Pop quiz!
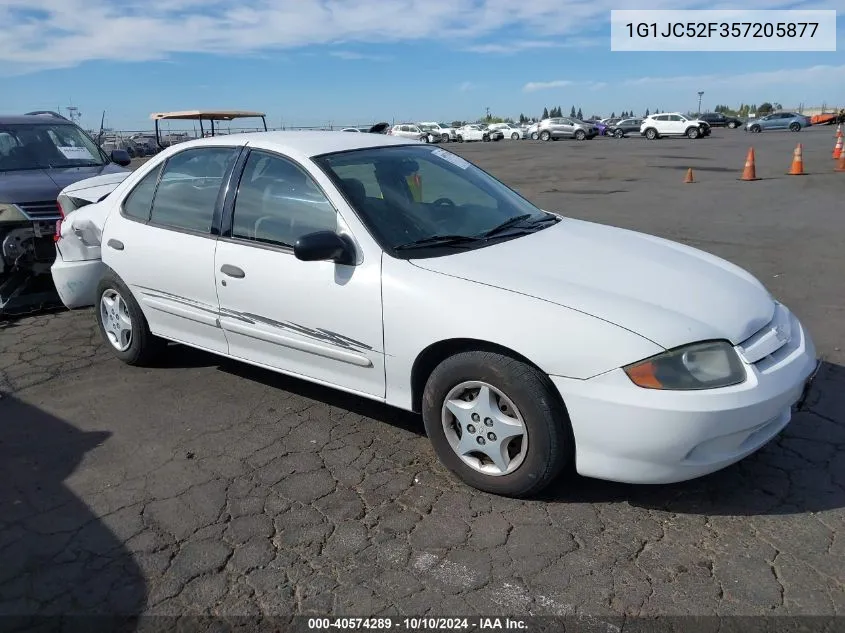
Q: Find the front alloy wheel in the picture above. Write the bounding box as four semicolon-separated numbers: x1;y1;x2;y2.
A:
645;128;658;140
422;351;572;497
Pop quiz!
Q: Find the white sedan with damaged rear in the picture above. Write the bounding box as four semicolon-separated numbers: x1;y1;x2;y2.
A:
51;131;819;498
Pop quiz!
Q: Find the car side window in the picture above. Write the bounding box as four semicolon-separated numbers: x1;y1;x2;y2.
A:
122;162;164;221
231;150;337;248
149;147;238;233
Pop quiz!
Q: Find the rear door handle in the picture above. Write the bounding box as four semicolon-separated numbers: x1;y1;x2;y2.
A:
220;264;245;279
107;239;124;251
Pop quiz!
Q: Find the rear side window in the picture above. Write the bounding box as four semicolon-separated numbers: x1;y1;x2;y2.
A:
122;162;163;221
149;147;238;233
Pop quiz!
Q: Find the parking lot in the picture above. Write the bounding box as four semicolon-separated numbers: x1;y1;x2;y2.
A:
1;126;843;623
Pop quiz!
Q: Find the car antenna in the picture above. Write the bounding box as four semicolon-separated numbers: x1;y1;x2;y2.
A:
97;110;106;146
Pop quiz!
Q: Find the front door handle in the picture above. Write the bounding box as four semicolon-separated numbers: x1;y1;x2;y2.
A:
107;239;124;251
220;264;245;279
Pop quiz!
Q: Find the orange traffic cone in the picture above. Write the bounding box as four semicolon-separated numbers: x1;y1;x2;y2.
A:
684;167;695;183
788;143;805;175
833;134;843;160
740;147;759;181
836;150;845;172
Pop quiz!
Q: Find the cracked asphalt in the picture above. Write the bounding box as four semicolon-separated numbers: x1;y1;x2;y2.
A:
1;126;843;626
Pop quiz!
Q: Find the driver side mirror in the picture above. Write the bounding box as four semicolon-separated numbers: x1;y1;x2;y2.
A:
293;231;356;265
110;149;131;166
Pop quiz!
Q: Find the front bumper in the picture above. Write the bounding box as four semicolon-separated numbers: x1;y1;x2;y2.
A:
551;308;818;484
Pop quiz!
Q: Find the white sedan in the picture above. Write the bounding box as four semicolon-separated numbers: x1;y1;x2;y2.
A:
51;131;819;498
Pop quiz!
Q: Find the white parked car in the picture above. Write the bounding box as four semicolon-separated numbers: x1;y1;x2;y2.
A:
417;122;456;142
455;125;491;142
52;131;819;498
387;124;428;142
640;113;712;140
488;123;526;140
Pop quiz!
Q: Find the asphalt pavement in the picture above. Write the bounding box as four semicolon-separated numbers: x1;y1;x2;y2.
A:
1;126;843;626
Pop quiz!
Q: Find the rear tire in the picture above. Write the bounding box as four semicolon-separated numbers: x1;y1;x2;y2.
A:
95;272;166;366
421;351;573;498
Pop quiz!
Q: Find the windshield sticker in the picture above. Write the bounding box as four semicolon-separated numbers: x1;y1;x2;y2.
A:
57;146;95;160
431;148;470;169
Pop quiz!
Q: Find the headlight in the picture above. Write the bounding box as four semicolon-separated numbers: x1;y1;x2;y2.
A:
623;340;746;390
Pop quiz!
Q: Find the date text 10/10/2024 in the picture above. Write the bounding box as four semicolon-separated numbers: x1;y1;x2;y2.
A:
306;617;528;630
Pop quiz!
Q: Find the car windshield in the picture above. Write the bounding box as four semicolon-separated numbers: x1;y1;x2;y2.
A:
313;144;558;258
0;123;107;171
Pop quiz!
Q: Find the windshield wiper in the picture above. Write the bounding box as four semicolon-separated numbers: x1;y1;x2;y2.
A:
479;213;558;238
394;234;483;250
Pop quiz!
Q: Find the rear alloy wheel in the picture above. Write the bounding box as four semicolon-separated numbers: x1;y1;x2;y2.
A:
422;351;572;497
96;272;166;365
686;127;700;139
574;130;586;141
540;131;551;141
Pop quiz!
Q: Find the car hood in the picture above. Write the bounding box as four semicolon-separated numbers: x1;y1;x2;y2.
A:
0;164;128;204
409;217;775;350
60;171;132;203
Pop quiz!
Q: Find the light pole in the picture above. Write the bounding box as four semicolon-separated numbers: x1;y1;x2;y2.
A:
697;91;704;115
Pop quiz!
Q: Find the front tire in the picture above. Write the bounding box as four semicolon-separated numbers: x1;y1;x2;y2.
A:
511;132;520;140
574;130;586;141
531;132;539;140
727;121;737;129
750;125;761;133
614;129;624;138
686;127;700;139
540;131;552;141
645;128;658;140
96;272;166;366
789;122;801;132
441;134;450;143
422;351;572;497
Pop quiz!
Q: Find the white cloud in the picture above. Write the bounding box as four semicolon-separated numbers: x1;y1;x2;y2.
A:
523;80;574;92
463;38;603;54
459;82;477;92
623;64;845;89
2;0;841;74
328;50;388;61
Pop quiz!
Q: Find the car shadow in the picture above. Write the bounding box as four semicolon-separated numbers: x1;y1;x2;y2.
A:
542;360;845;516
0;395;146;627
218;359;426;438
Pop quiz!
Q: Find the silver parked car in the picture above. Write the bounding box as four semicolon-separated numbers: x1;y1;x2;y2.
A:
746;112;812;133
537;117;598;141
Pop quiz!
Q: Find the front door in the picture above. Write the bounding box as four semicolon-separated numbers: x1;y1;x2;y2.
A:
102;146;240;354
214;149;385;398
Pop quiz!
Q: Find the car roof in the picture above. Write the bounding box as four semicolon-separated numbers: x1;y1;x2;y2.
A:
0;114;77;125
160;130;420;160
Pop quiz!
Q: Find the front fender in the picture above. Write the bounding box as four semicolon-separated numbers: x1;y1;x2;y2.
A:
381;258;663;411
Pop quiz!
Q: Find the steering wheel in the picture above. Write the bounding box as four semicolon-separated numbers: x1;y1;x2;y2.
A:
433;197;455;206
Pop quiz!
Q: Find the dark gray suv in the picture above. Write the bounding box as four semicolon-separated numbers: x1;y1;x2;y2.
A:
0;112;131;314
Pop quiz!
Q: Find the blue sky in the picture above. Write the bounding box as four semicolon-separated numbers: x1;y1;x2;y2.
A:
1;1;843;132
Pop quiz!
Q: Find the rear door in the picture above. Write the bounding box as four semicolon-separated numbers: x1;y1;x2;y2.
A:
101;145;241;354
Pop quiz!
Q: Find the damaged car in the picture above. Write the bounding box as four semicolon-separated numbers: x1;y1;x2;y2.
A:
0;112;130;315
